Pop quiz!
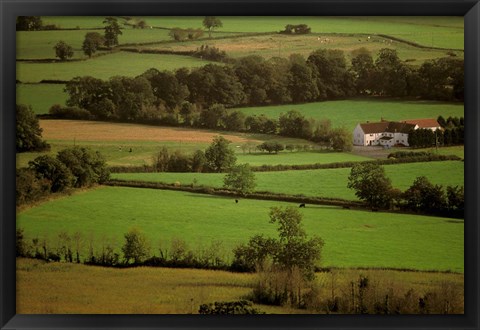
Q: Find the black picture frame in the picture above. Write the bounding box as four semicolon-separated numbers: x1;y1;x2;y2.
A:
1;0;479;329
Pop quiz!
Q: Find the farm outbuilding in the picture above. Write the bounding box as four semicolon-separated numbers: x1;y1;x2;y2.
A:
352;118;440;147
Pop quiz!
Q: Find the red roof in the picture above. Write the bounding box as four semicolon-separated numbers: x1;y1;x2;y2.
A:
402;118;440;128
359;122;389;134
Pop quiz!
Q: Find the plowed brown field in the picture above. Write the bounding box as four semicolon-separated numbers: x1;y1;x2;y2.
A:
40;120;259;144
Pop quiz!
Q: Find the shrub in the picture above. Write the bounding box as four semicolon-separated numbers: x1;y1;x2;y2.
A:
49;104;93;120
16;104;50;152
193;45;228;62
121;228;151;264
198;300;264;314
28;155;75;192
16;168;52;205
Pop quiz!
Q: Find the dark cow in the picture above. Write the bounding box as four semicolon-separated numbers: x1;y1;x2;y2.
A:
299;203;306;208
342;205;351;209
235;199;239;203
371;208;379;212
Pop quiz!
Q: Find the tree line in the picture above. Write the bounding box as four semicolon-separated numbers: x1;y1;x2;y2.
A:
16;146;110;206
347;162;464;218
408;116;464;148
59;47;464;115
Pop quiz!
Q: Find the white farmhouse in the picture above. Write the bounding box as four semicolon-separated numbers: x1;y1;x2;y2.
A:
353;118;441;147
353;121;416;147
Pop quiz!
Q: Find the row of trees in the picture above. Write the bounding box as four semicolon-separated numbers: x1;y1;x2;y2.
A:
16;147;110;206
60;70;352;149
62;47;463;115
347;163;464;217
153;136;236;173
408;115;464;148
408;126;464;148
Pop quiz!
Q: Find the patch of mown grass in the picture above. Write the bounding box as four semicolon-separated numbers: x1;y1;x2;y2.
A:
232;98;464;131
16;186;464;272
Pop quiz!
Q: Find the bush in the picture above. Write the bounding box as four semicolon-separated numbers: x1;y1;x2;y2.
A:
198;300;264;314
56;147;110;187
193;45;228;62
16;168;52;206
28;155;75;192
121;228;151;264
388;151;432;159
49;104;93;120
281;24;311;34
16;104;50;152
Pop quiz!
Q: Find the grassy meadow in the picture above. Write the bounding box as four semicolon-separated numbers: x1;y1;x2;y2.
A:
17;258;463;314
110;160;464;200
233;99;464;131
138;16;464;49
17;186;464;272
17;52;215;83
16;84;68;115
38;16;463;50
140;33;462;64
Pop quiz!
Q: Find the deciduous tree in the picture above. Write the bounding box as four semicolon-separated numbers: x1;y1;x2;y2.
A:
82;32;105;57
122;228;150;264
347;163;394;209
203;16;223;38
223;163;256;195
103;17;122;47
205;136;237;172
54;41;74;61
16;104;49;152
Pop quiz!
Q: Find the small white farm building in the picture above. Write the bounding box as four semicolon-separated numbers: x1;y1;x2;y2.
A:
352;118;441;147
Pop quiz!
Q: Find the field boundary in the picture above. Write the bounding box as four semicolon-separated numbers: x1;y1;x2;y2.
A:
108;154;462;173
105;179;363;207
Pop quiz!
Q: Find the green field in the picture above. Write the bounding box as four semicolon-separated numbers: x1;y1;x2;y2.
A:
111;160;464;200
139;33;462;65
16;186;464;272
232;99;464;131
17;30;111;60
17;52;215;83
41;16;107;29
138;16;464;50
16;84;68;114
236;151;371;166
